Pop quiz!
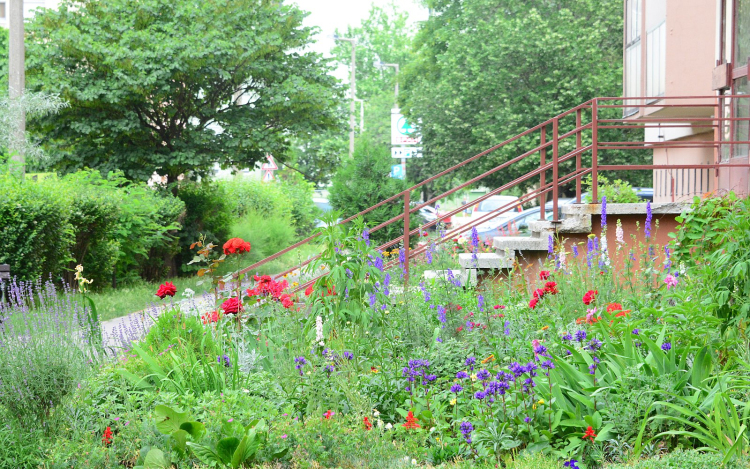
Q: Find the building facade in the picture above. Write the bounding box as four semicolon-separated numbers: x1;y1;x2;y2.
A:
624;0;749;201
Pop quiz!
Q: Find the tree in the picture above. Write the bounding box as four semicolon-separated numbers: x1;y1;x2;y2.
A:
25;0;342;182
401;0;650;196
329;135;414;245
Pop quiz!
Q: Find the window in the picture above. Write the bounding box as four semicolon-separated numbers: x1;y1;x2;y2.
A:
624;0;642;115
647;22;666;98
0;2;6;19
736;0;750;66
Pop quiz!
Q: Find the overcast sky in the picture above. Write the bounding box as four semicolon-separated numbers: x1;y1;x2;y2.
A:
292;0;429;79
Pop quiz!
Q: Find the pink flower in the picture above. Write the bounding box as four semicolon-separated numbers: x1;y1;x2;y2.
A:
665;274;678;290
281;434;288;439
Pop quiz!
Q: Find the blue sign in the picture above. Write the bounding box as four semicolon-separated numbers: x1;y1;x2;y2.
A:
391;164;405;180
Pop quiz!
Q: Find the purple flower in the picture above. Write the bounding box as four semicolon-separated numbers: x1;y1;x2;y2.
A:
346;268;353;278
572;245;579;257
456;371;469;380
564;459;580;469
601;196;607;229
343;351;353;360
662;342;672;352
477;369;491;381
450;383;463;393
294;356;307;376
374;256;384;272
437;305;446;324
460;421;473;444
465;357;476;371
363;228;370;246
632;329;640;335
540;360;555;371
524;416;531;423
419;282;431;302
575;330;587;343
325;364;335;374
478;294;484;313
548;234;554;254
470;227;479;250
561;332;573;341
474;390;486;400
504;320;511;336
368;292;377;308
645;201;652;239
586;338;603;352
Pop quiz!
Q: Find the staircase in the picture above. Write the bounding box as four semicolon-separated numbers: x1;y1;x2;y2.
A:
237;96;750;292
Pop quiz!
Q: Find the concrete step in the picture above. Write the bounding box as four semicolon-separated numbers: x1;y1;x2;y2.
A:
492;236;549;252
458;252;514;269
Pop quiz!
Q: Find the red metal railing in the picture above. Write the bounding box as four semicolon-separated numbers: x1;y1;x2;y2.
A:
239;96;750;292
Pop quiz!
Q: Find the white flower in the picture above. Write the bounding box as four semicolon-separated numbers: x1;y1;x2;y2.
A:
558;246;567;270
318;341;325;347
412;458;417;465
315;316;324;342
182;288;195;298
679;261;686;276
373;409;380;417
616;220;625;244
385;423;393;430
377;419;384;428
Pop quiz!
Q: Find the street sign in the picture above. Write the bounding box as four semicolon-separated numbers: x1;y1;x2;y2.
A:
391;108;421;145
260;154;278;182
390;164;405;180
391;147;423;159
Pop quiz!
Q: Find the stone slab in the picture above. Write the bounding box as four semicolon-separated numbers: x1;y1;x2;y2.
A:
562;202;690;216
458;252;513;269
492;236;548;252
527;214;592;234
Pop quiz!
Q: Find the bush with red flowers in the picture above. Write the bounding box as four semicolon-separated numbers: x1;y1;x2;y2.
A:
221;297;243;315
582;289;598;305
539;270;551;280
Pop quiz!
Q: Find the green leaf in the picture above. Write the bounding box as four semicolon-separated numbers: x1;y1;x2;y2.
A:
180;421;206;440
143;448;170;469
154;405;189;435
187;442;222;465
217;437;241;465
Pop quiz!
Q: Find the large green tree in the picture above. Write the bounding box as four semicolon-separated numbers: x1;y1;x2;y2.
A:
401;0;650;197
26;0;342;182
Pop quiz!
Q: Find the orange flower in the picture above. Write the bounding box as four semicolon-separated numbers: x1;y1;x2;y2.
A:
541;325;549;331
583;426;597;442
606;303;624;313
615;310;632;318
481;354;495;364
363;416;373;430
402;411;421;430
370;366;380;373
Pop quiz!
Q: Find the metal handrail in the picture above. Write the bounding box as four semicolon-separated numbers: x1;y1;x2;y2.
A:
239;95;750;291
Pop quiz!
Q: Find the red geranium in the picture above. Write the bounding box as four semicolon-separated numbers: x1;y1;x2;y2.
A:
402;411;421;429
223;237;251;256
543;281;558;295
533;288;546;299
280;294;294;309
155;281;176;299
324;410;335;420
201;310;220;324
529;297;539;309
363;416;373;430
582;289;598;305
539;270;551;280
102;426;113;446
305;284;314;296
606;302;623;313
221;297;243;315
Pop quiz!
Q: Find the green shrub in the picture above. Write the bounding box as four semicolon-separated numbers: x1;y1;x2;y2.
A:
610;449;750;468
277;170;319;237
176;181;232;274
583;174;642;203
329;136;416;245
227;209;298;272
222;177;292;219
0;174;73;280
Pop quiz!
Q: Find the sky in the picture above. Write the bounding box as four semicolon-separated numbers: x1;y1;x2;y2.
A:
292;0;429;79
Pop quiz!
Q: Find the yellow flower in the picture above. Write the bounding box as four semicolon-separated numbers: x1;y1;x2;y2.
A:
384;310;390;315
538;399;545;405
292;282;299;287
470;374;477;382
533;404;537;410
450;399;456;406
541;325;549;331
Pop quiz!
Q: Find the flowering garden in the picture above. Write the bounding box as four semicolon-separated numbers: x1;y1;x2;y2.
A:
1;193;750;468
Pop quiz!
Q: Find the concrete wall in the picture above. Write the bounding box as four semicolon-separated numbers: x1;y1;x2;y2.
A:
652;133;715;202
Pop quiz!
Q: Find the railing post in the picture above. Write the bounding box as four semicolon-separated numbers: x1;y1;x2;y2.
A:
591;99;599;204
403;191;411;285
539;125;546;220
575;109;582;203
552;117;559;223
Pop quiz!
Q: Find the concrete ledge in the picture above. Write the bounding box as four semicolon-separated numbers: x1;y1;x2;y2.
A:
458;252;513;269
563;202;690;216
528;214;592;234
493;236;548;251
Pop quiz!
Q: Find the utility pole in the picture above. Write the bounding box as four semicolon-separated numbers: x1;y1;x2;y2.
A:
334;35;356;158
375;60;402;176
354;98;364;132
9;0;25;179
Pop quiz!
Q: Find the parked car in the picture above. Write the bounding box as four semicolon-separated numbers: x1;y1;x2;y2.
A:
469;195;523;235
313;198;341;228
417;205;453;229
479;206;556;238
580;187;654;203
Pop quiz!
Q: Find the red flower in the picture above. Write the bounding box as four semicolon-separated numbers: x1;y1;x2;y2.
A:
543;281;558;295
529;297;539;309
221;297;243;315
324;410;335;420
582;290;598;305
583;426;597;442
615;310;632;318
102;426;113;446
493;305;504;310
155;281;176;299
363;416;373;430
305;284;314;296
280;294;294;309
456;306;463;311
422;231;429;237
539;270;551;280
223;237;251;256
533;288;546;299
457;326;463;332
402;411;421;429
201;310;220;324
576;315;602;325
606;302;623;313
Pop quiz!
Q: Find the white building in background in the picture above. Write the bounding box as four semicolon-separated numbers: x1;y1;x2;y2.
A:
0;0;61;29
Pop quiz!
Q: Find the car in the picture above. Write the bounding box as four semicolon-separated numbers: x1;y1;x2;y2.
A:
632;187;654;202
478;206;556;238
417;205;452;229
469;195;523;234
313;198;341;228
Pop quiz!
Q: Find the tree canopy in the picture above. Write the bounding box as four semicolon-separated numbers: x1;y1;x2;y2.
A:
26;0;342;182
401;0;650;194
